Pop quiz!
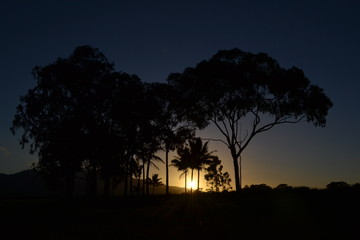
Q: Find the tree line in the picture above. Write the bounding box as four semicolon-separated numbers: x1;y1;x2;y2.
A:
11;45;332;196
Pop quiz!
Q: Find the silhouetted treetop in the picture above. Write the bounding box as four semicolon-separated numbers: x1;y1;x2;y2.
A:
326;181;350;190
12;46;115;153
11;45;334;196
168;49;332;128
168;48;333;192
11;45;159;196
11;45;120;195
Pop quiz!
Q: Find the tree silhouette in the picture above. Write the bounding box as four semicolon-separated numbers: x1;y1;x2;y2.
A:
142;148;164;196
326;181;349;190
147;173;163;194
168;48;333;192
11;45;114;196
187;138;216;191
172;138;215;193
96;71;146;196
171;146;191;193
146;82;195;194
10;45;164;197
89;69;161;196
204;156;232;192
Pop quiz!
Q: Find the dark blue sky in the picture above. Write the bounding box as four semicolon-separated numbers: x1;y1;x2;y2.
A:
1;1;359;188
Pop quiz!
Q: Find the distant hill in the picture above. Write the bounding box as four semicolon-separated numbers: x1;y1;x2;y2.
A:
100;178;186;196
0;169;185;196
0;169;47;195
130;183;186;195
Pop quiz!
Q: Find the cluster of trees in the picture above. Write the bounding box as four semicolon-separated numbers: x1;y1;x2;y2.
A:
241;182;360;192
326;181;360;190
171;137;231;193
168;49;333;191
11;46;192;196
204;156;232;192
11;45;332;196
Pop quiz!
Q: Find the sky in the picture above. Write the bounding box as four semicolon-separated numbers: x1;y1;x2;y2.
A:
1;0;360;189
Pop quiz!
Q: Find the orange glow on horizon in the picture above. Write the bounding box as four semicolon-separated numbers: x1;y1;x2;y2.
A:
187;180;197;189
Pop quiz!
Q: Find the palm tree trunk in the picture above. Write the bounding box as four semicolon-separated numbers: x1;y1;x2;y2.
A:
124;164;128;196
142;163;145;195
129;173;133;196
191;169;194;194
104;175;110;197
197;169;200;191
137;171;141;195
165;148;169;195
146;160;150;195
185;171;187;193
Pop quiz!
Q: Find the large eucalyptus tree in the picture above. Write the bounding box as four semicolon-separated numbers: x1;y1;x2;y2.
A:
168;49;333;192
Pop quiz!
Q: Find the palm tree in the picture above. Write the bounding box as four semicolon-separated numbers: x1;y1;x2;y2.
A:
139;150;164;195
171;147;191;193
172;138;215;193
147;174;163;194
187;138;216;191
133;156;144;195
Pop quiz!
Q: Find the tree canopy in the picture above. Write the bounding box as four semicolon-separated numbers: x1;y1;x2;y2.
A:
11;46;333;195
11;46;172;196
168;48;333;191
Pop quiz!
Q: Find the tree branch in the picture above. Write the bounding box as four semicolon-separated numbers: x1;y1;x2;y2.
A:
201;137;230;148
211;116;232;147
220;118;230;139
238;114;306;158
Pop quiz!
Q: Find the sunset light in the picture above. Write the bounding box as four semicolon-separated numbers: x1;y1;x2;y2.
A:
188;180;197;189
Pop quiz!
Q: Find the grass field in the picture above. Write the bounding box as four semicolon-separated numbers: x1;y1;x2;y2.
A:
1;190;359;239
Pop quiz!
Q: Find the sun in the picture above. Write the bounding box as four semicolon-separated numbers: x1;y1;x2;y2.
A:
187;180;197;189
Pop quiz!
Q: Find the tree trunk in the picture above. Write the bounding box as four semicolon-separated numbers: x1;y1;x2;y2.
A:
230;146;241;192
142;164;145;195
197;169;200;191
190;169;194;194
137;172;141;195
89;166;97;197
65;170;75;197
239;154;242;190
124;163;128;196
165;148;169;195
103;175;110;197
185;171;187;193
146;160;150;195
129;173;133;196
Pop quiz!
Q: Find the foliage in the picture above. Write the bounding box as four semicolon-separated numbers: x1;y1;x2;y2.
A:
171;138;216;192
326;181;349;190
11;46;115;195
147;174;163;186
275;184;293;191
10;46;166;196
249;184;272;192
147;173;163;194
204;156;232;192
11;45;334;196
145;82;195;194
168;48;333;191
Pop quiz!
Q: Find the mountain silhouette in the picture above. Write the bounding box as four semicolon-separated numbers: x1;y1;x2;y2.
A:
0;169;47;195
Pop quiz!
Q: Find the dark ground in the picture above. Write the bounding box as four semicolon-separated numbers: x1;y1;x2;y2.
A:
1;189;359;239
